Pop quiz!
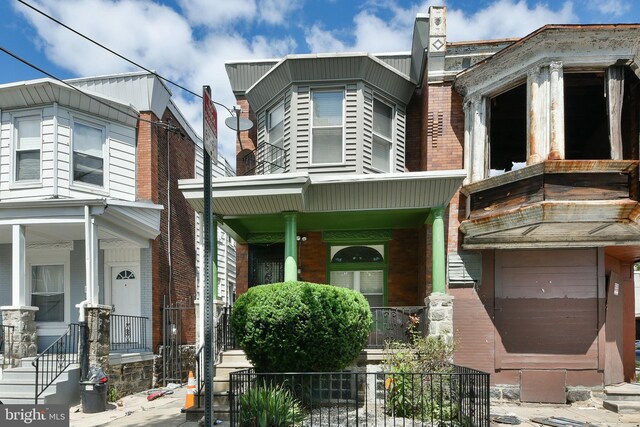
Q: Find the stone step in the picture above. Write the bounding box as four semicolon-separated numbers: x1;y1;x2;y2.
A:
604;383;640;401
218;350;251;366
603;400;640;414
182;403;230;422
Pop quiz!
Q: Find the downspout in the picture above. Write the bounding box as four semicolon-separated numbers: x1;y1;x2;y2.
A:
166;120;172;304
53;102;59;198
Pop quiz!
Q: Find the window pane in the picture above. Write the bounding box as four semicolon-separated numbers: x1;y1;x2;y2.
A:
360;271;384;293
16;117;40;150
32;265;64;322
312;128;342;163
74;152;104;186
330;271;354;288
313;91;343;126
74;122;103;156
269;121;284;147
16;150;40;181
268;104;284;130
332;246;383;263
365;295;384;307
372;135;390;172
373;99;393;139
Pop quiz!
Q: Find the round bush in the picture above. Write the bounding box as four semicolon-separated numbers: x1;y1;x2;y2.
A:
231;281;372;372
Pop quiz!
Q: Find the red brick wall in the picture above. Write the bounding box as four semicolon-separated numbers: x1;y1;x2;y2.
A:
235;96;258;175
425;84;464;171
388;230;423;306
137;110;197;351
236;243;249;295
298;232;327;285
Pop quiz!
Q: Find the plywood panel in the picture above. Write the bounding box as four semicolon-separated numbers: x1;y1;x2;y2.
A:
605;270;624;385
521;370;566;403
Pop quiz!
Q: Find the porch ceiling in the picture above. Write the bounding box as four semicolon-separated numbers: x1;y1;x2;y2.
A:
179;170;466;242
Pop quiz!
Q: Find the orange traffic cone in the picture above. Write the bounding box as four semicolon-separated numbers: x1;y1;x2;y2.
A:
185;371;196;409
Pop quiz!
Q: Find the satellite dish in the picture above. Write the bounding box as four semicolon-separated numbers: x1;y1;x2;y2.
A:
225;116;253;131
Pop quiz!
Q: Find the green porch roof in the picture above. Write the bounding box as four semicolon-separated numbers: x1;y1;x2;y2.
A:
179;170;466;243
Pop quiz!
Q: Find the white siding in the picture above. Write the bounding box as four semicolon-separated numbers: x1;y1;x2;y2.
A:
104;247;140;264
295;86;310;169
395;104;406;172
0;106;137;201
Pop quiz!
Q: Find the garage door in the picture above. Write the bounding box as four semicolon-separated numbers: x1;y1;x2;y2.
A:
495;249;600;370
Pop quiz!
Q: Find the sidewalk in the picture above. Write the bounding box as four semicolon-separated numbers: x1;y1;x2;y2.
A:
70;386;202;427
69;386;640;426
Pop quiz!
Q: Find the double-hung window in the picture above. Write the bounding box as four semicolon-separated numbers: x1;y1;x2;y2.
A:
14;115;41;182
372;98;393;172
31;264;65;322
267;102;285;173
312;90;344;164
73;121;105;187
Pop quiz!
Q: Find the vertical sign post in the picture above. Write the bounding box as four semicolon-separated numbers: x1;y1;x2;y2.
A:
202;86;218;426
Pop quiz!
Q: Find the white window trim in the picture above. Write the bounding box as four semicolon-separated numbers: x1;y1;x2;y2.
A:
371;96;395;173
27;249;71;336
10;110;43;189
70;115;110;194
310;88;345;166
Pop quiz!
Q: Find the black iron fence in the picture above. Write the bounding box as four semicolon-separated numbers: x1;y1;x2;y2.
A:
230;367;489;426
110;314;149;352
368;306;427;348
216;306;428;352
0;324;14;368
162;297;196;385
32;323;80;404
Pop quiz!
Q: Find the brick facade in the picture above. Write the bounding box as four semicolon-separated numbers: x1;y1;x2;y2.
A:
137;110;197;351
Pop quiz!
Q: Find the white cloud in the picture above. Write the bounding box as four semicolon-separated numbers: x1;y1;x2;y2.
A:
179;0;257;28
446;1;577;41
585;0;631;17
258;0;301;25
14;0;295;163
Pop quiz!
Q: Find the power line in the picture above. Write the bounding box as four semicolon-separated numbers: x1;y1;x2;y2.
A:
0;45;175;129
17;0;203;100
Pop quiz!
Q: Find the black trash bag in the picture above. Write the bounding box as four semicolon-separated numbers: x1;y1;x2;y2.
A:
87;366;108;384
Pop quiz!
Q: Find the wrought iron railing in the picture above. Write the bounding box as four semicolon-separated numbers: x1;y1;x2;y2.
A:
216;305;238;353
242;142;285;176
110;314;149;352
0;324;14;368
229;367;490;426
32;323;80;404
368;306;428;348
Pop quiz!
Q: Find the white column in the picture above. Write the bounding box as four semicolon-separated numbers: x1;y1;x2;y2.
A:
84;206;99;305
607;66;624;160
548;61;565;160
463;100;472;185
527;67;545;164
11;224;26;307
470;96;487;182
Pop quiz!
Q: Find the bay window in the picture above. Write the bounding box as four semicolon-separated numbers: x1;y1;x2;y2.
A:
312;90;344;164
73;121;105;186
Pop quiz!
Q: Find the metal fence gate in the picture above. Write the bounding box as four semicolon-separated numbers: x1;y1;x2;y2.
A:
162;296;196;386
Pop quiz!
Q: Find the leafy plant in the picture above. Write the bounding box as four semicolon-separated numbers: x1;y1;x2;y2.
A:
239;383;304;427
383;335;456;421
107;385;120;402
231;281;372;372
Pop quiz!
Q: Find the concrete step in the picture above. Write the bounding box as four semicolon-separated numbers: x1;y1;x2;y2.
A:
182;403;230;422
0;365;80;405
603;400;640;414
604;383;640;401
218;350;251;366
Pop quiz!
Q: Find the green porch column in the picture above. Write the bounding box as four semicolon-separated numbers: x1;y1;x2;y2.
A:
283;212;298;282
432;207;446;294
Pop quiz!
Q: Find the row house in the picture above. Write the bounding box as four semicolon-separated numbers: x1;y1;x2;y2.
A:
181;7;640;404
0;71;234;404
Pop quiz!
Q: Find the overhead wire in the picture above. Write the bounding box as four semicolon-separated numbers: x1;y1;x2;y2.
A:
16;0;237;115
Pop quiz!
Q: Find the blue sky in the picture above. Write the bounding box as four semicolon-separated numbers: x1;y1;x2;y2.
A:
1;0;639;160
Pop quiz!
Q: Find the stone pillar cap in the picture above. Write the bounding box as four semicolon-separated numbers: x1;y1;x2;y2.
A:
0;305;39;311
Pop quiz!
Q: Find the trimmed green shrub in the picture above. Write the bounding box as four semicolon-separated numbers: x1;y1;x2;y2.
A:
231;281;372;372
239;382;304;427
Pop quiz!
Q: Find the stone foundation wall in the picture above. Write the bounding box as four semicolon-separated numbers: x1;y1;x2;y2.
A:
490;385;595;403
107;356;154;400
426;294;454;343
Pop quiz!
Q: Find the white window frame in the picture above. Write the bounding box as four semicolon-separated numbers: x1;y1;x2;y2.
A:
70;115;109;193
310;88;345;165
27;250;71;336
266;100;285;173
371;96;394;173
11;111;43;188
